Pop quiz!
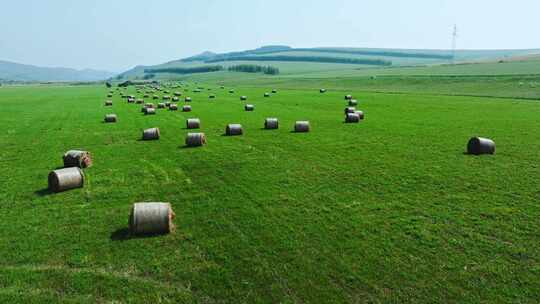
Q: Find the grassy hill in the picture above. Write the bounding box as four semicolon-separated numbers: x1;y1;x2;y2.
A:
118;46;540;80
0;60;114;82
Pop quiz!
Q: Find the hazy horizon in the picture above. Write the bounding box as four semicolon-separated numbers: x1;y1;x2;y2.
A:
1;0;539;72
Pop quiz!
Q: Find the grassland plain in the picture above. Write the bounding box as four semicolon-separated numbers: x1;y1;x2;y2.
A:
0;82;539;303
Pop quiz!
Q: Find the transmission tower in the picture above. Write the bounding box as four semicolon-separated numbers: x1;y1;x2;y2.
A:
451;25;458;63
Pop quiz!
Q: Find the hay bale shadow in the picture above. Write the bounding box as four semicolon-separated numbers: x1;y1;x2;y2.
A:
34;188;54;197
110;227;169;241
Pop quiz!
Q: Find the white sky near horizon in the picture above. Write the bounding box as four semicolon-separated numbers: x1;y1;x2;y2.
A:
0;0;538;72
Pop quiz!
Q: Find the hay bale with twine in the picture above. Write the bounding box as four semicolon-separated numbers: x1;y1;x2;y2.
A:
142;127;160;140
63;150;92;168
182;105;192;112
129;202;175;235
245;104;255;111
48;167;84;193
345;113;360;123
226;124;243;136
295;121;310;132
104;114;117;123
169;104;178;111
467;137;495;155
185;132;206;147
186;118;200;129
264;118;279;129
105;100;113;106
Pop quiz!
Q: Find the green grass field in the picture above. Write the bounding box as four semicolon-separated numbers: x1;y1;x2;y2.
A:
0;79;539;303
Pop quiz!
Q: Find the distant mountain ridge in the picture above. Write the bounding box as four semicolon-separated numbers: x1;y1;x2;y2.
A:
0;60;115;82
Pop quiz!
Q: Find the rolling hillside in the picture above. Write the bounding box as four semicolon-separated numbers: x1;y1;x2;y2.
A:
118;46;540;80
0;60;115;82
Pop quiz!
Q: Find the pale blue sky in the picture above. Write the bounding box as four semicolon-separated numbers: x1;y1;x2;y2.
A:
0;0;538;72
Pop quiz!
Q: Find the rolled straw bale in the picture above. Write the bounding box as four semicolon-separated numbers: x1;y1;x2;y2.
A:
294;121;310;132
186;118;200;129
169;104;178;111
264;93;270;97
174;91;182;96
173;96;179;102
145;103;155;108
345;113;360;123
107;94;112;98
264;118;279;129
158;103;166;108
345;107;356;114
142;127;160;140
226;124;243;136
209;94;216;99
229;89;235;93
129;202;175;235
185;132;206;147
104;114;117;123
345;94;353;100
245;104;255;111
165;101;171;107
163;95;171;100
467;137;495;155
144;107;156;115
105;100;113;106
48;167;84;193
182;105;192;112
349;99;358;106
144;94;150;98
127;98;135;103
240;96;247;101
63;150;92;168
185;97;192;102
355;110;365;120
153;95;159;100
320;88;326;93
272;89;277;93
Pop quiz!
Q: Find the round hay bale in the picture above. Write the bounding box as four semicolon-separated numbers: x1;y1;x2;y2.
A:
264;93;270;97
127;98;135;103
158;103;166;109
145;107;156;115
163;95;171;100
345;113;360;123
136;99;144;104
145;103;155;108
165;101;171;107
226;124;243;136
63;150;92;168
104;114;117;123
355;110;365;120
348;99;358;106
220;86;225;89
182;105;192;112
153;95;159;100
144;94;150;98
272;89;277;93
169;104;178;111
129;202;175;235
294;121;310;132
185;97;192;102
245;104;255;111
345;94;353;100
209;94;216;99
240;96;247;101
48;167;84;193
107;94;112;98
173;96;179;102
229;89;235;94
186;118;200;129
264;118;279;129
345;107;356;114
467;137;495;155
164;90;170;94
320;88;326;93
185;132;206;147
105;100;113;106
174;91;182;96
142;127;160;140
